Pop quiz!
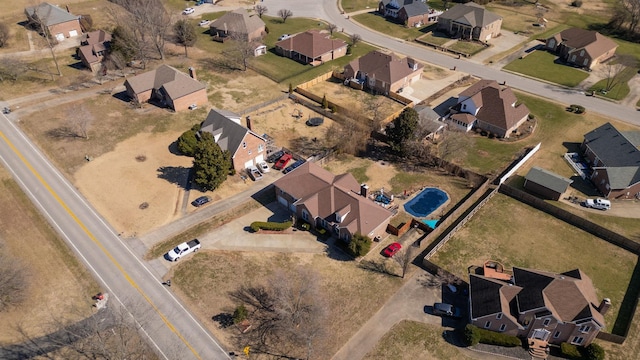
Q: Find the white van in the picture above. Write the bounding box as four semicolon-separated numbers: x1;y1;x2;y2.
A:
584;198;611;210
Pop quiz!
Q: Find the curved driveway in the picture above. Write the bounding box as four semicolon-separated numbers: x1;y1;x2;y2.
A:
264;0;640;126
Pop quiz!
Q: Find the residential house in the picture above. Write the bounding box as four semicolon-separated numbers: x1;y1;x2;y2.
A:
124;65;207;112
581;122;640;199
524;167;573;201
378;0;441;27
470;267;609;347
343;50;424;94
545;28;618;69
25;2;82;42
209;8;265;42
437;2;502;42
199;109;267;172
275;30;348;65
448;79;530;138
273;162;394;242
77;30;111;72
415;105;445;141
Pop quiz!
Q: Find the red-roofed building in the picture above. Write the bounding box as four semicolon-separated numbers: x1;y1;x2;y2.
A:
275;30;347;66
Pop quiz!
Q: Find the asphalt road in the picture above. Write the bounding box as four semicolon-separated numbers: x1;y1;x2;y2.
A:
0;112;230;359
263;0;640;126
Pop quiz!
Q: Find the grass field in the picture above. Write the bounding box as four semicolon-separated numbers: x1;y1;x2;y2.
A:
503;51;590;87
589;66;637;101
353;12;427;41
341;0;380;12
447;41;487;56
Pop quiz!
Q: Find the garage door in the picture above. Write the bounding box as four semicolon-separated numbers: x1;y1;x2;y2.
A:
277;196;288;207
69;30;78;37
255;154;264;163
244;159;254;169
55;33;64;41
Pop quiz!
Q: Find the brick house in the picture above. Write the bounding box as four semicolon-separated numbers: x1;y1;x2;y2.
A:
25;2;82;42
275;30;347;66
343;50;423;94
447;79;529;138
581;122;640;199
209;8;265;42
273;162;393;242
437;2;502;42
378;0;441;27
546;28;618;69
124;65;207;112
199;109;267;172
523;167;573;201
77;30;111;72
470;267;609;348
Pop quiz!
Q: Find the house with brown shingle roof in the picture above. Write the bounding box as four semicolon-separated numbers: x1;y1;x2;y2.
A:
124;65;207;112
209;8;265;42
437;2;502;42
545;28;618;69
378;0;441;28
470;267;609;348
77;30;111;73
275;30;348;66
273;162;393;243
448;79;529;138
343;50;424;94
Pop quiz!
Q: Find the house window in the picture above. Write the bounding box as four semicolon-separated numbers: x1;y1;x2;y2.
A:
462;104;467;110
258;144;264;152
543;319;551;326
484;321;491;329
499;324;506;332
580;50;585;57
302;211;308;221
554;331;561;338
583;58;589;66
571;336;584;345
242;142;247;148
496;313;502;320
579;325;591;333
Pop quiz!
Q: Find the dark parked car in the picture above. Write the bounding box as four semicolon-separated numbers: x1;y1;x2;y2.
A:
283;159;305;174
433;303;462;319
191;196;211;207
267;150;285;163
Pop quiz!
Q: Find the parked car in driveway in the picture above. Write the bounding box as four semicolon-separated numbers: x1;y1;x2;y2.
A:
383;242;402;257
432;303;462;319
274;153;292;170
247;166;263;181
278;34;291;41
584;198;611;210
267;150;284;163
191;196;211;207
258;161;270;173
183;7;195;15
166;239;201;261
283;159;305;174
198;19;210;27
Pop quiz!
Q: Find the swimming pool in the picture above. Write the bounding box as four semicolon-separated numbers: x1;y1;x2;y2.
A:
403;188;448;218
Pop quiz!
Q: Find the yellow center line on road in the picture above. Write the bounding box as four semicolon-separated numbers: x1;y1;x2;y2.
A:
0;130;202;360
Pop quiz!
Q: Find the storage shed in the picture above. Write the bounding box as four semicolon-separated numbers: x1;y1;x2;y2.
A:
523;167;573;201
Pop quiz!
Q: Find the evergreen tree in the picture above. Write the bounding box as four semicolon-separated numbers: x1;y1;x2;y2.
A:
193;132;231;191
177;124;201;157
386;107;419;153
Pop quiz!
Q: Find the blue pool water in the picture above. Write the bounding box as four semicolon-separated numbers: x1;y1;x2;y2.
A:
422;219;439;229
403;188;448;218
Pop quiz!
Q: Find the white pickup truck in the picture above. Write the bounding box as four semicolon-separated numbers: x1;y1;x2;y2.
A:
166;239;201;261
584;198;611;210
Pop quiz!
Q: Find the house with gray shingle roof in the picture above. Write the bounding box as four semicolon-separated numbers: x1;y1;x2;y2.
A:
124;65;207;112
343;50;423;95
524;167;573;201
437;2;502;41
273;162;393;243
199;109;267;172
378;0;441;27
546;28;618;69
275;30;347;65
25;2;82;42
581;122;640;199
470;267;609;348
209;8;265;42
448;79;530;138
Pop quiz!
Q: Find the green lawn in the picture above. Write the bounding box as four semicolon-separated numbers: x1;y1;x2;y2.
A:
447;40;486;56
353;12;427;41
589;66;637;101
503;50;590;87
429;193;638;335
416;31;451;46
341;0;379;12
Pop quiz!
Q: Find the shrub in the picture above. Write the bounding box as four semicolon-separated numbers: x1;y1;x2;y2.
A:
346;45;352;55
584;343;605;360
250;220;292;232
322;94;328;109
233;304;248;324
347;233;372;257
571;0;583;7
329;104;337;113
264;26;269;34
561;343;582;359
288;83;293;93
527;113;535;120
464;324;481;346
300;222;311;231
464;325;521;347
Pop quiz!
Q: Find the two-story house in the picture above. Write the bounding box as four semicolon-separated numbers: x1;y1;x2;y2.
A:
437;2;502;42
378;0;440;28
470;267;609;348
199;109;267;172
343;50;423;95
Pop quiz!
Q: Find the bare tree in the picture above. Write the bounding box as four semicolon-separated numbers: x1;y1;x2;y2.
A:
0;22;9;47
277;9;293;23
394;245;415;278
68;105;94;140
26;3;62;76
255;4;268;18
436;128;468;168
173;19;197;58
0;241;30;312
325;121;368;156
223;34;258;71
603;54;637;92
349;33;362;46
327;23;338;35
0;57;26;82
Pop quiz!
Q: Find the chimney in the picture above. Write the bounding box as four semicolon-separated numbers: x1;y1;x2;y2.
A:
188;67;197;80
360;183;369;198
598;298;611;315
246;116;252;131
